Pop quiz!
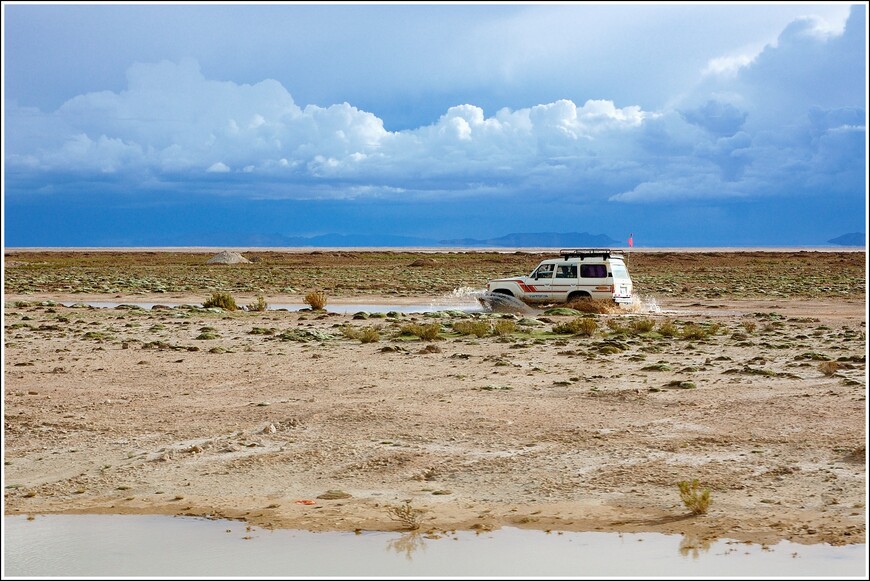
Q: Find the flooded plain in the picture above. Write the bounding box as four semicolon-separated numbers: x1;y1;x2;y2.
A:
3;515;866;577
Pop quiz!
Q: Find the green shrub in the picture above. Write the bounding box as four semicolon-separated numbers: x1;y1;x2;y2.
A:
246;295;268;312
303;290;327;310
678;479;711;515
203;292;238;311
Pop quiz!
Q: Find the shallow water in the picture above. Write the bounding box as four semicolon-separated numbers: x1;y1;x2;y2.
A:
56;300;488;314
3;515;866;577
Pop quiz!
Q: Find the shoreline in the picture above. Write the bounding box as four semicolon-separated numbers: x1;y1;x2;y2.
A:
4;246;866;254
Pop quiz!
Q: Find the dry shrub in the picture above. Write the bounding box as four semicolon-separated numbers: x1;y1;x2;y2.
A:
203;292;238;311
246;295;268;312
818;360;841;376
678;479;712;515
553;317;598;336
303;290;327;310
387;500;423;531
565;298;619;314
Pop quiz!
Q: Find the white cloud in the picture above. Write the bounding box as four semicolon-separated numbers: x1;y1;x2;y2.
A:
5;6;865;207
206;162;230;173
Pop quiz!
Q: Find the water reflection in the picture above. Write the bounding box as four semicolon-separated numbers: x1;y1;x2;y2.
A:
386;532;429;561
4;515;866;577
678;532;714;559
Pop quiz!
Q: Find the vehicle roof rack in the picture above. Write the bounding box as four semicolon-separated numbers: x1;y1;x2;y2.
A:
559;248;619;259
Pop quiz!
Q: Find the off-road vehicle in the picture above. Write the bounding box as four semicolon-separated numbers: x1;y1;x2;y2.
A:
483;249;633;305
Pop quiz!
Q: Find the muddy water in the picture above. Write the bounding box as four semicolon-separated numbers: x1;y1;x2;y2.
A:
4;515;866;577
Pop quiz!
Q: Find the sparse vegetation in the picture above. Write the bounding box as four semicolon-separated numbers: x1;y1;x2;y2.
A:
678;479;712;515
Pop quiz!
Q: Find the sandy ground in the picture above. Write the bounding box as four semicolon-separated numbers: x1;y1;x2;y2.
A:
3;291;866;549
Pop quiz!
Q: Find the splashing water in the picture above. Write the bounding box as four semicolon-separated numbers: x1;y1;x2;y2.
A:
625;294;661;314
424;287;489;311
476;292;538;314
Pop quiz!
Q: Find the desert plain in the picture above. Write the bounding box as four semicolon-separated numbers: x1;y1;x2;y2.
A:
3;249;867;549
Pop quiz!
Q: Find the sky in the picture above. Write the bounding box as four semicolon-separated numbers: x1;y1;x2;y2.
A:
2;2;868;247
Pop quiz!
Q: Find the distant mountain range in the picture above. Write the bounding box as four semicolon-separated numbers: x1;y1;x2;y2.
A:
438;232;620;247
827;233;865;246
193;231;622;248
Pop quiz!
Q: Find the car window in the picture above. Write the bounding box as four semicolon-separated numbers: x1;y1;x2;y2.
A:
556;264;577;278
534;264;555;278
580;264;608;278
611;264;628;278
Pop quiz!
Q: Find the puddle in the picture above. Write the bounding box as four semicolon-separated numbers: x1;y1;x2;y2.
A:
3;515;866;577
53;301;488;314
31;294;737;317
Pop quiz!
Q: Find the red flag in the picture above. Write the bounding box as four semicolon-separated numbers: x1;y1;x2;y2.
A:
628;233;634;248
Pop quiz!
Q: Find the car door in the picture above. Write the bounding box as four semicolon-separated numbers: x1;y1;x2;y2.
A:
525;263;555;302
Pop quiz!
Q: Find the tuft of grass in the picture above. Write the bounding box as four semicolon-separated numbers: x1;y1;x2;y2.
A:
387;500;423;531
680;324;709;341
303;290;327;310
246;295;268;312
203;292;238;311
452;320;491;338
553;317;598;336
818;360;841;376
658;320;679;337
342;325;381;343
400;322;442;341
678;479;712;515
493;319;517;336
629;318;656;334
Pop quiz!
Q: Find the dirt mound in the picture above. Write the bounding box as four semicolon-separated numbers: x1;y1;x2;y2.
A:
409;258;438;267
207;251;251;265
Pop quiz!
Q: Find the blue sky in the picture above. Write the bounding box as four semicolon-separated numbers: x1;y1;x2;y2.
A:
3;2;867;247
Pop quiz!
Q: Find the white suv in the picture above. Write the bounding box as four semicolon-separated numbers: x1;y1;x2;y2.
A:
484;249;633;305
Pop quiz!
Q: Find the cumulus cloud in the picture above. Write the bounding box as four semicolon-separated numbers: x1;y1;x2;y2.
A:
5;6;866;208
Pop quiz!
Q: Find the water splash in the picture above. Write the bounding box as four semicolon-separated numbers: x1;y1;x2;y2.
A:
625;294;661;314
477;292;537;314
425;287;489;311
